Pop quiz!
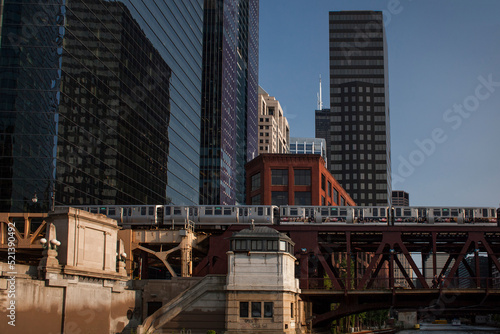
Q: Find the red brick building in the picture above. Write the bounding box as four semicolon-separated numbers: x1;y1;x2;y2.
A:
245;154;355;206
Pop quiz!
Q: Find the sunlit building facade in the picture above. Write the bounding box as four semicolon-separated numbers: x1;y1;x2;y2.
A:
0;0;203;211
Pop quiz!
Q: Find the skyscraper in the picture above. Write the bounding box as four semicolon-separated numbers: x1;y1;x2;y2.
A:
0;0;203;212
200;0;259;205
316;11;391;206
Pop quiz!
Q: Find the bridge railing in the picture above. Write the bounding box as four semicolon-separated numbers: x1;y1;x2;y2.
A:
300;276;500;291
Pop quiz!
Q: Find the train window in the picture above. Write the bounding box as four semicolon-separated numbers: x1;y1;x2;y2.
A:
290;208;298;216
141;207;146;216
258;207;264;216
165;207;171;215
395;208;401;217
380;208;386;216
442;209;449;217
174;207;182;215
215;207;222;215
128;208;132;216
99;207;107;215
483;209;488;217
321;208;329;216
224;208;231;216
373;208;378;216
433;209;441;216
205;208;212;215
90;207;98;214
266;207;270;215
109;208;116;216
451;209;458;217
330;208;338;216
492;209;496;217
149;207;154;216
404;209;411;216
340;209;347;216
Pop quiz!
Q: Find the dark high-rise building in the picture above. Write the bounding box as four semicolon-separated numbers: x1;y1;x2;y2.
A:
316;11;391;206
200;0;258;205
0;0;203;212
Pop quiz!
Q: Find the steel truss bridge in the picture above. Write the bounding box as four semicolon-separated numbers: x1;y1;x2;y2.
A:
194;224;500;326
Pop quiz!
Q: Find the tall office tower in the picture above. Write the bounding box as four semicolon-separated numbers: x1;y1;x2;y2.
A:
200;0;259;205
257;87;289;155
0;1;203;212
316;11;391;206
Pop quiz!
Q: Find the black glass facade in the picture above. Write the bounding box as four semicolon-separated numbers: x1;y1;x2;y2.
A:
316;11;391;206
200;0;258;205
0;0;203;212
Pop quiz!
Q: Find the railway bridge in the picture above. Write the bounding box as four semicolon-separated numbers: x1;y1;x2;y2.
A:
194;224;500;325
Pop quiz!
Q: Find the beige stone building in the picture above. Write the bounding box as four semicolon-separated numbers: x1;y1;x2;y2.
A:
225;226;305;334
258;87;290;155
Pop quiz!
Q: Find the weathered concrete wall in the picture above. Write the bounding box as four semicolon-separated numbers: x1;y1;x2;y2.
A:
0;264;141;334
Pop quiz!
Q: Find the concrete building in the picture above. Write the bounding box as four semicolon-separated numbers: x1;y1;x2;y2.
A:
199;0;259;205
393;191;410;206
245;153;355;206
289;137;328;165
0;0;204;211
225;226;304;333
258;87;290;155
316;11;392;206
0;207;139;333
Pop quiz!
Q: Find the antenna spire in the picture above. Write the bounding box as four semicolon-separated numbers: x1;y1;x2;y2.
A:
317;75;323;110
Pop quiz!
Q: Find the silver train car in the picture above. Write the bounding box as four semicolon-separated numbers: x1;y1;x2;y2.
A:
63;205;497;227
69;205;277;227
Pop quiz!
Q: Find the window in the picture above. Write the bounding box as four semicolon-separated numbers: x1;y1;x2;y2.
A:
240;302;249;317
251;173;261;191
295;192;311;205
272;192;288;205
291;303;294;318
251;240;263;250
252;302;261;317
235;240;247;250
264;302;274;318
272;169;288;185
321;174;326;190
294;169;311;185
251;194;261;205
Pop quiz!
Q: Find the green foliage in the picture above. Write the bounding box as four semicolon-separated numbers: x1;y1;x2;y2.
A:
206;330;217;334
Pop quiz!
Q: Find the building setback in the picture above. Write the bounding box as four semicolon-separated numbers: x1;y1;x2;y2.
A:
0;0;204;211
200;0;259;205
245;153;355;206
316;11;392;206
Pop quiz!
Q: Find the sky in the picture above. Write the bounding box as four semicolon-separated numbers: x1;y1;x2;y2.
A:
258;0;500;208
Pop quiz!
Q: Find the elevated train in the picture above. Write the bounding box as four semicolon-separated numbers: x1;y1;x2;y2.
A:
64;205;498;228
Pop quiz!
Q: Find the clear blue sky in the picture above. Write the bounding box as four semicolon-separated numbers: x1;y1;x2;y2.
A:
258;0;500;208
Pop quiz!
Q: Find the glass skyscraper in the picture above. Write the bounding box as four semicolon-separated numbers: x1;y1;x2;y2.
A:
200;0;258;205
316;11;391;206
0;0;203;212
